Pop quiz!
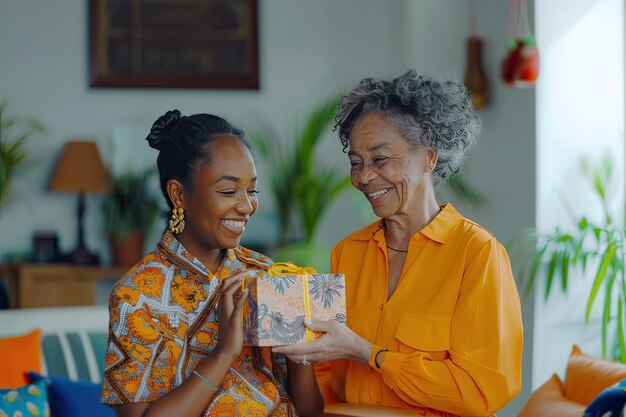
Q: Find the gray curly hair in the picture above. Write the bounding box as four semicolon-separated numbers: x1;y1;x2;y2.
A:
335;70;481;186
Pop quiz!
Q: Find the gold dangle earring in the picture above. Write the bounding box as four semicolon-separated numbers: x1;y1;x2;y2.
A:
169;207;185;234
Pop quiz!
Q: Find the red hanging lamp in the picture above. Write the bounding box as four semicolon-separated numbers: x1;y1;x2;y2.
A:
502;0;539;88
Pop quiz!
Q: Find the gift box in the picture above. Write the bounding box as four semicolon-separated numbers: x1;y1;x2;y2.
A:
242;263;346;346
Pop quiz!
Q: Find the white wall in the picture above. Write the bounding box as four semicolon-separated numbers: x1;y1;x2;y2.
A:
0;0;407;260
534;0;625;388
0;1;538;415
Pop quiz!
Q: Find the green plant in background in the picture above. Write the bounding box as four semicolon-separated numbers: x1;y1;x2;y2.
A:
102;168;161;239
248;96;351;270
441;174;487;206
0;101;44;207
508;153;626;362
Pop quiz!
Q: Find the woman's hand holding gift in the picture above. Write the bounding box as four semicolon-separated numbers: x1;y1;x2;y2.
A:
272;319;372;365
215;271;252;360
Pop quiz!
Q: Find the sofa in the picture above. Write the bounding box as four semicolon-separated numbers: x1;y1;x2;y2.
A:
0;306;113;417
9;307;624;417
0;307;431;417
517;344;626;417
0;306;420;417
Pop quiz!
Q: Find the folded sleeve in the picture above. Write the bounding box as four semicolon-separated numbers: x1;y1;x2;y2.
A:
101;272;182;405
376;239;524;416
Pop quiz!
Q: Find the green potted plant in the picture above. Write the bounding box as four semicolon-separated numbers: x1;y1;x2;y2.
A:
0;101;44;207
248;96;351;271
102;168;161;267
508;153;626;362
0;102;43;308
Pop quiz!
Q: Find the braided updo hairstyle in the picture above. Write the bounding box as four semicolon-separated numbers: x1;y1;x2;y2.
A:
334;70;481;186
146;110;252;208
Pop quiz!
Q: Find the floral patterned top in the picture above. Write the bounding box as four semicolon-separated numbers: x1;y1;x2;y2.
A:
101;230;296;416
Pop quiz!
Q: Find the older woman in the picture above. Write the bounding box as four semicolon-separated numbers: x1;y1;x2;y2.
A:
273;70;523;417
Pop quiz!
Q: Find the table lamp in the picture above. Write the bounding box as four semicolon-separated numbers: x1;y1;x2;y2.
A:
49;141;111;265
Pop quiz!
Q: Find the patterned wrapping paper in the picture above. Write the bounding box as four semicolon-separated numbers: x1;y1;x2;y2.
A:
242;271;346;346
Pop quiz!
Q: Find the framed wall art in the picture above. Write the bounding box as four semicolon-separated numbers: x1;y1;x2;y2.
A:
89;0;259;89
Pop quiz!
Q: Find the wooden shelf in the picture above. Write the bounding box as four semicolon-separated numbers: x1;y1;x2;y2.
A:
1;264;127;308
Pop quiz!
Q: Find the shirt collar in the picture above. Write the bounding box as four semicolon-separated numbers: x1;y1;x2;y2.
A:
349;220;385;242
420;203;462;244
158;230;238;277
347;203;462;245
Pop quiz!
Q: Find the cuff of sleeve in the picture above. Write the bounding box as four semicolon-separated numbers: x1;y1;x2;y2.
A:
368;344;384;370
380;351;404;388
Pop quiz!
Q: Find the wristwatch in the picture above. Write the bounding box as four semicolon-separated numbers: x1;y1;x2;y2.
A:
374;348;389;369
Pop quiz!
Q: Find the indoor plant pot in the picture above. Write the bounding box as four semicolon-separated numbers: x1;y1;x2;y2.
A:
103;168;160;267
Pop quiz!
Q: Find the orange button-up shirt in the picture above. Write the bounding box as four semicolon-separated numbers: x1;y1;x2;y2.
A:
317;204;523;417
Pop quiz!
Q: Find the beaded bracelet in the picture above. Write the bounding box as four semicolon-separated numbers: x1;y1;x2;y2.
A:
193;370;218;391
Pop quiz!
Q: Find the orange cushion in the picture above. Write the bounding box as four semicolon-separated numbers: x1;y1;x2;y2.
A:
518;373;585;417
564;344;626;405
0;328;42;389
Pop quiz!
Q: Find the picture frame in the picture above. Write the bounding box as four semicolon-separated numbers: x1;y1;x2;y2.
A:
89;0;259;89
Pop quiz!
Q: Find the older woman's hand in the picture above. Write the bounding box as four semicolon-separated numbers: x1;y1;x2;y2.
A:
272;319;372;365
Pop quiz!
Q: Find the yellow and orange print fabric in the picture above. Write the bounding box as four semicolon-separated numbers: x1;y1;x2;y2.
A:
101;230;295;416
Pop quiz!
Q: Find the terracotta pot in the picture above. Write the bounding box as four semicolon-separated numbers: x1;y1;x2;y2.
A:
109;231;145;268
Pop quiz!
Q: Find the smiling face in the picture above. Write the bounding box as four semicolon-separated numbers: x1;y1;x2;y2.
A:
173;134;259;251
348;112;437;219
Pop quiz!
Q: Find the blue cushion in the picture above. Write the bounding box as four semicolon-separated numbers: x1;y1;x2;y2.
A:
584;379;626;417
28;372;114;417
0;379;50;417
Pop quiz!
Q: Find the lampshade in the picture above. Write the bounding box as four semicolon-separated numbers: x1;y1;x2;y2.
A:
49;141;111;193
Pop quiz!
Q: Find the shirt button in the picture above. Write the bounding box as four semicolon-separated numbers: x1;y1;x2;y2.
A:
379;304;384;310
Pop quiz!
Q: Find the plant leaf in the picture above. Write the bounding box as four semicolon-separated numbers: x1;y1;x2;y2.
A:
560;251;570;292
525;240;550;298
545;251;559;300
617;297;625;362
0;103;37;207
572;232;586;264
601;268;617;358
102;168;161;238
297;96;339;175
585;245;616;322
581;252;589;272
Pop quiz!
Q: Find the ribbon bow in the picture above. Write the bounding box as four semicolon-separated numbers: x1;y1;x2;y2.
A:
268;262;317;276
268;261;317;343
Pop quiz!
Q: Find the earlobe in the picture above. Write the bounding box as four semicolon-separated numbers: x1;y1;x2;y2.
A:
425;149;438;173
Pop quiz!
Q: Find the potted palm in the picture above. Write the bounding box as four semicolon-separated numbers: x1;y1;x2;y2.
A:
248;96;351;271
508;154;626;362
102;168;161;267
0;102;43;308
0;101;44;207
